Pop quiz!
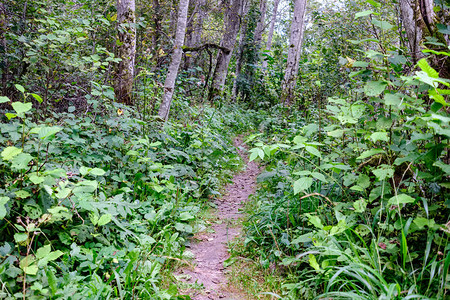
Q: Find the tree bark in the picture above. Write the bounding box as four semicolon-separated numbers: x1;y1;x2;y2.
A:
254;0;267;47
231;0;250;101
115;0;136;105
399;0;423;64
184;0;206;70
262;0;280;70
281;0;307;106
208;0;244;101
158;0;190;121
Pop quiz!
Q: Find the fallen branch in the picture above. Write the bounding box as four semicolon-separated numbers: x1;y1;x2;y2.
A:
182;43;231;54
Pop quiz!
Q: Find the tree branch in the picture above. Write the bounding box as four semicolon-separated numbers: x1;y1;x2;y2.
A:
182;43;231;54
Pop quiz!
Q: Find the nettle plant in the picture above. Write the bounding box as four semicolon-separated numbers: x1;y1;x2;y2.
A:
0;88;196;298
247;17;449;300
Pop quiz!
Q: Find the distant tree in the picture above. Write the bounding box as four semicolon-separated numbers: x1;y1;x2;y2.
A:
281;0;307;106
115;0;136;105
208;0;244;101
262;0;280;70
158;0;190;121
184;0;207;70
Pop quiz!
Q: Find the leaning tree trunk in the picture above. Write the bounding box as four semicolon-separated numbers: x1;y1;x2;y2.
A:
281;0;307;106
158;0;190;121
262;0;280;70
115;0;136;105
208;0;244;101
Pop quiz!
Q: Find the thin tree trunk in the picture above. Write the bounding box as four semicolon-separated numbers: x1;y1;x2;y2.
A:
115;0;136;105
281;0;307;106
262;0;280;70
399;0;423;64
231;0;250;101
254;0;267;47
208;0;244;101
158;0;190;121
184;0;206;70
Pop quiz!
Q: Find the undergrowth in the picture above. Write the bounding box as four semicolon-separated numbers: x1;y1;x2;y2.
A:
0;92;257;299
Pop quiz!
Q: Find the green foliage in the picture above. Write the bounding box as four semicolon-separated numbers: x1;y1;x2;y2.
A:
0;84;252;298
241;4;450;297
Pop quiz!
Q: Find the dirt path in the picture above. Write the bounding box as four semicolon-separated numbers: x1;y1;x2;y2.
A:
176;138;259;299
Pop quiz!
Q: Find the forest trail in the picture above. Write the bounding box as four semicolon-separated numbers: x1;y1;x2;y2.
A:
176;138;259;299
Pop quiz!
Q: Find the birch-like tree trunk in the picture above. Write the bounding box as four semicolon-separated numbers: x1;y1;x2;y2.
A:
208;0;243;101
254;0;267;47
115;0;136;105
281;0;307;106
262;0;280;69
399;0;423;63
184;0;206;70
158;0;190;121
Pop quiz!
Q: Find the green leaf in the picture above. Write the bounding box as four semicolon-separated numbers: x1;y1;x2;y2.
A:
371;19;393;30
311;172;328;183
11;153;33;170
357;174;370;189
11;102;32;116
38;126;62;140
388;194;415;205
370;131;389;143
305;146;321;158
293;177;313;194
15;84;25;93
0;197;9;220
0;96;10;103
308;254;321;271
356;149;385;160
179;212;195;221
90;168;106;176
366;0;381;7
306;214;323;229
14;233;28;243
5;113;17;120
355;10;377;18
1;146;23;161
30;93;43;103
15;190;31;199
20;255;38;275
372;164;394;181
97;214;112;226
353;199;367;213
36;245;51;260
384;93;402;106
417;59;438;78
29;174;44;184
364;80;387;97
433;161;450;175
327;129;345;137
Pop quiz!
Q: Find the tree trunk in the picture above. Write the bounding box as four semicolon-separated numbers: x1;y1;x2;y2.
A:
254;0;267;47
262;0;280;70
231;0;250;101
281;0;307;106
115;0;136;105
208;0;244;101
184;0;206;70
399;0;423;64
158;0;190;121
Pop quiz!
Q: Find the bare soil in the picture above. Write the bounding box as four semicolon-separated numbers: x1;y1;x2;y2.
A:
175;138;259;299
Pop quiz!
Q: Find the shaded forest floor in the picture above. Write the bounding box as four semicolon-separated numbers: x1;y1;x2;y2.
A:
175;138;260;299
